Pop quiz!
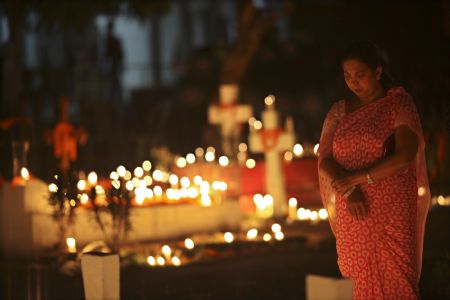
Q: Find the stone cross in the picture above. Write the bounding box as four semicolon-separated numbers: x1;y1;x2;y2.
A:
208;84;253;158
249;95;295;218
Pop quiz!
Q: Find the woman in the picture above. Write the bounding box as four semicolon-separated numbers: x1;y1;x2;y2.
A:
318;41;430;299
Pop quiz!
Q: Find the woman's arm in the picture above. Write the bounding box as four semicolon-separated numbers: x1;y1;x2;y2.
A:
319;155;369;221
318;155;347;181
333;125;419;194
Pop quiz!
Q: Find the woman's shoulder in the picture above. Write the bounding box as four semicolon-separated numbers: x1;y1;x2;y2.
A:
387;86;415;105
327;99;346;117
386;86;418;113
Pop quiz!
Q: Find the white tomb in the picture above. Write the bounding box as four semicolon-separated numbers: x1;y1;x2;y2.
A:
208;84;253;157
249;95;295;218
0;179;243;257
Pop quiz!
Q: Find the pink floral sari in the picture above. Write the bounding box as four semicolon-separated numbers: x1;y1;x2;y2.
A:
318;87;430;299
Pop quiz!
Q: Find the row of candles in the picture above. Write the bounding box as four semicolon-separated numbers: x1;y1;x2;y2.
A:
47;161;228;208
65;223;290;267
145;224;288;267
174;143;320;170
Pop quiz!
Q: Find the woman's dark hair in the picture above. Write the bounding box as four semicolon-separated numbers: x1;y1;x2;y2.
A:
340;41;395;90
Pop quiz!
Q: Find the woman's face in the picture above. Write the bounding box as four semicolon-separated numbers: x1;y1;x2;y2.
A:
342;59;383;101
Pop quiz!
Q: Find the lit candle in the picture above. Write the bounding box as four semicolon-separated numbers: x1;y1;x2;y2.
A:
184;238;195;250
224;232;234;243
21;167;30;181
288;197;297;220
162;245;172;260
88;171;98;186
66;237;77;253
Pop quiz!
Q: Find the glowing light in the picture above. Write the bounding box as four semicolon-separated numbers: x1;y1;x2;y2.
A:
246;159;256;169
212;181;222;190
185;238;195;250
200;195;212;206
313;144;320;156
95;185;105;194
264;95;275;106
437;195;449;206
171;256;181;266
418;186;426;197
180;177;190;188
310;211;319;221
186;153;196;164
142;160;152;171
125;181;134;191
193;175;203;185
153;170;163;181
77;180;86;191
117;165;126;177
218;156;229;167
206;146;216;153
297;207;310;220
187;187;198;198
284;151;293;162
176;157;187;168
253;120;263;130
112;180;120;190
166;188;178;200
219;181;227;191
293;144;304;156
195;147;204;157
110;171;119;180
66;237;76;253
263;194;274;207
86;172;97;185
21;168;30;180
205;151;215;162
124;171;132;181
247;229;258;240
147;256;156;266
80;194;89;205
144;175;153;186
135;192;145;205
162;245;172;258
288;198;297;208
180;188;188;198
239;143;248;152
134;167;144;178
48;183;58;193
319;208;328;220
275;232;284;241
132;177;140;188
131;177;141;188
253;193;265;210
271;223;281;233
263;233;272;242
200;181;210;195
153;186;163;197
224;232;234;243
157;256;166;266
70;199;76;207
145;188;154;199
169;174;179;186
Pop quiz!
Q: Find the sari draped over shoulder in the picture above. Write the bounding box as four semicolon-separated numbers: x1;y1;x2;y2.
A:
318;87;430;300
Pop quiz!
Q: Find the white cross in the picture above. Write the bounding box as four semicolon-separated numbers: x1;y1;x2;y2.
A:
249;95;295;218
208;84;253;157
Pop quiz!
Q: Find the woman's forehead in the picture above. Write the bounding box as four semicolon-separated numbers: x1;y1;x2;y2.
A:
342;59;371;72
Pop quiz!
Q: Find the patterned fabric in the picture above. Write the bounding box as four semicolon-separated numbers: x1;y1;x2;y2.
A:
318;87;430;299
